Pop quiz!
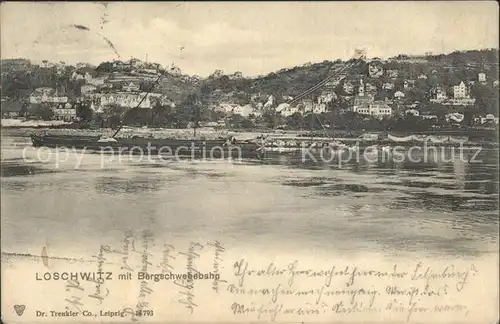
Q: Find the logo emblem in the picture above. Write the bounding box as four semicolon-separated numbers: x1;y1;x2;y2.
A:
14;304;26;316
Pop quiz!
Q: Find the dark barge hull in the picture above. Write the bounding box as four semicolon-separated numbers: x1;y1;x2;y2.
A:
30;135;263;159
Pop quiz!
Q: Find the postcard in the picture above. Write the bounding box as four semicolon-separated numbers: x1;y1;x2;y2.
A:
1;2;498;323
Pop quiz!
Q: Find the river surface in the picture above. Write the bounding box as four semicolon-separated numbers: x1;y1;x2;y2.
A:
1;134;499;323
1;134;498;258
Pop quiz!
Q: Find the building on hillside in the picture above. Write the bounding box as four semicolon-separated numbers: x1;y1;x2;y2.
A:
76;62;91;69
71;71;85;81
232;105;254;117
430;86;448;102
90;92;153;109
405;109;420;117
81;85;97;95
343;81;355;94
52;103;77;121
368;61;383;78
317;91;337;104
300;99;314;113
128;58;145;69
277;103;301;117
168;64;182;76
446;113;465;124
478;73;487;84
369;101;392;117
313;103;328;114
139;68;159;75
352;79;374;110
493;80;499;87
215;103;237;114
263;95;275;109
122;82;140;92
453;81;470;99
404;80;415;90
276;103;290;113
281;106;300;117
421;114;438;120
394;91;405;100
382;83;394;90
365;83;377;94
29;88;68;104
353;101;392;118
86;76;107;86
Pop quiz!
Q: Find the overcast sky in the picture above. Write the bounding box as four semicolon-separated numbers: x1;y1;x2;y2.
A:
1;2;498;77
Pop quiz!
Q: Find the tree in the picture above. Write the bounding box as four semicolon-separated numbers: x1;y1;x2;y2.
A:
240;118;254;129
30;103;53;120
76;102;93;121
123;107;151;126
151;104;172;127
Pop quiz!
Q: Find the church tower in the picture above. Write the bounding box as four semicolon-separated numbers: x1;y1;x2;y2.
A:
358;79;365;96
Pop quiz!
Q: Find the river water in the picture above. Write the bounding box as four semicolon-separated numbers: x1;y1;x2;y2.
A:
1;134;499;323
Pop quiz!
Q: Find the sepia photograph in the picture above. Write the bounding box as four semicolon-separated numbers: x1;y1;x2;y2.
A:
1;1;499;323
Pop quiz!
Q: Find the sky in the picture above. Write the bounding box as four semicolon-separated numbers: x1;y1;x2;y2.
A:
1;2;498;77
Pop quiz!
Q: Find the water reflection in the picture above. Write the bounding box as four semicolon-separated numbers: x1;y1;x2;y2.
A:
94;175;164;195
1;137;498;257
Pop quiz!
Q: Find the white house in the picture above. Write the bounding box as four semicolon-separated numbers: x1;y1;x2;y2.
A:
96;92;152;109
343;81;355;94
313;103;328;114
430;86;448;102
263;95;275;109
317;92;337;104
29;88;68;104
453;81;469;99
215;103;237;114
52;103;77;121
382;83;394;90
353;101;392;118
281;106;300;117
478;73;487;84
405;109;420;116
276;103;291;113
368;102;392;117
394;91;405;100
86;77;107;86
232;104;254;117
446;113;464;123
123;82;140;92
81;85;97;95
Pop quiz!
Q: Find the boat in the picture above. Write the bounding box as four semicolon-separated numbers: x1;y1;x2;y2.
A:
31;133;263;159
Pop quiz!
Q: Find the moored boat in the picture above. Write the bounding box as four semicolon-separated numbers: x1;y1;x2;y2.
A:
30;133;263;159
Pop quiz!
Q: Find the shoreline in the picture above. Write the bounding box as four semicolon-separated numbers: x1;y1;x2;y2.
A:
2;125;497;141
